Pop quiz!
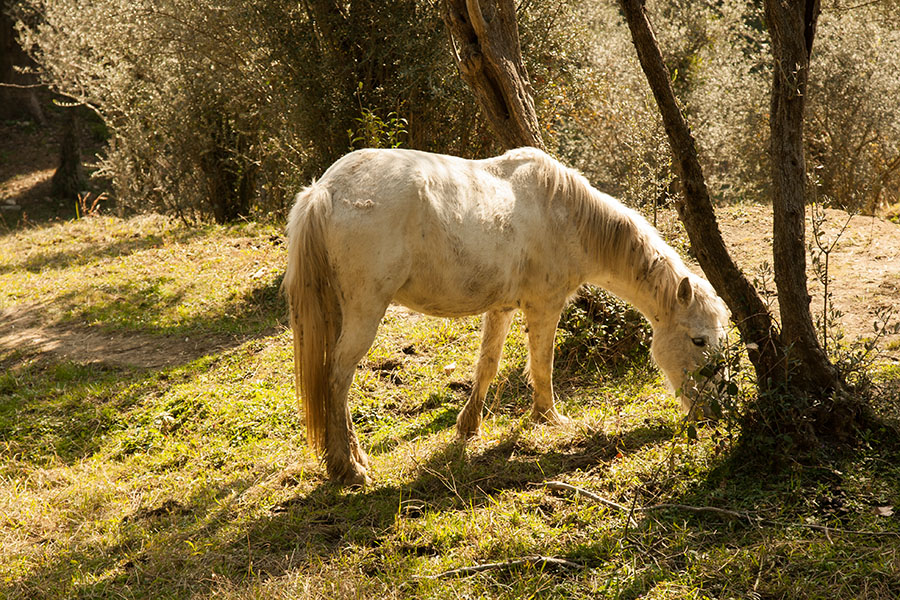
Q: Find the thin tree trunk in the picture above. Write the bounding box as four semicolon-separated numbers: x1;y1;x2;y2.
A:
442;0;543;149
764;0;843;396
617;0;786;388
51;109;85;199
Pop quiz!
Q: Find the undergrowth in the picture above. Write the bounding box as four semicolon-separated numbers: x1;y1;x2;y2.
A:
1;214;898;599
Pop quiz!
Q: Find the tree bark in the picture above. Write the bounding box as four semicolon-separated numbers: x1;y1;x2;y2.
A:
442;0;543;149
51;109;85;199
617;0;786;388
764;0;843;396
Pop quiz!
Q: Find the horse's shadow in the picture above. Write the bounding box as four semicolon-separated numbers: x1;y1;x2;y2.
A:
4;415;672;600
248;417;674;561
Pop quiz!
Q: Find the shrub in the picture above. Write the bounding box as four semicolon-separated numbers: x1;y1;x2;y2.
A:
808;9;900;213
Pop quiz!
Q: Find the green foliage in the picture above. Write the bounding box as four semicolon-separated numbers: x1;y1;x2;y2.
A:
557;285;651;377
12;0;900;222
348;83;410;150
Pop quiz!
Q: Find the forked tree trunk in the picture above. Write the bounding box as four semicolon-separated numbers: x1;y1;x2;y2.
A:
765;0;844;396
617;0;786;389
618;0;851;443
442;0;544;149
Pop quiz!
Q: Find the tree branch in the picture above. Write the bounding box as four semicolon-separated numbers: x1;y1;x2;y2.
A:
422;555;583;579
548;481;900;538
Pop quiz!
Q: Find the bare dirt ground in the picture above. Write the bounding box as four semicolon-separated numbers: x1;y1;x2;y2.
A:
0;303;246;369
717;203;900;363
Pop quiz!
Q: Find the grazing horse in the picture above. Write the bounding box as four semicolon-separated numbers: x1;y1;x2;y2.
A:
284;147;730;485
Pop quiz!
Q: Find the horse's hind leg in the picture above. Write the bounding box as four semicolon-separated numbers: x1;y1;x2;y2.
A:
325;303;387;485
456;308;515;439
523;306;570;425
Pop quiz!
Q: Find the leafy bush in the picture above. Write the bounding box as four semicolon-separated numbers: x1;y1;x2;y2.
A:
14;0;484;222
14;0;900;221
557;285;652;376
808;9;900;213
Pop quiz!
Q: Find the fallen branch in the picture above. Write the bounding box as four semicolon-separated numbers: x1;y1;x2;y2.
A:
544;480;639;527
422;555;582;579
636;502;752;522
546;481;900;538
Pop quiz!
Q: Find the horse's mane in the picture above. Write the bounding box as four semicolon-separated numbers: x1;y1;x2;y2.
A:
501;148;714;317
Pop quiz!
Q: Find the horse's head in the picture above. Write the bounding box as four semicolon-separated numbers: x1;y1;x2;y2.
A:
651;275;730;414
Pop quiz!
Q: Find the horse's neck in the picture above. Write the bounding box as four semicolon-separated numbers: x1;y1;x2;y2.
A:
593;271;667;326
584;211;681;326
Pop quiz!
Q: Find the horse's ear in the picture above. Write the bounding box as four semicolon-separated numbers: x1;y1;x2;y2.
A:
676;276;693;306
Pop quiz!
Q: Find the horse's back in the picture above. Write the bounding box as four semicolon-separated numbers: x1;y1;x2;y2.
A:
311;148;580;316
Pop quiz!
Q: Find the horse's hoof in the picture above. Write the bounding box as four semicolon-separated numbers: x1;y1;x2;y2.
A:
455;426;480;441
531;408;571;426
340;469;371;488
455;413;481;440
329;461;371;487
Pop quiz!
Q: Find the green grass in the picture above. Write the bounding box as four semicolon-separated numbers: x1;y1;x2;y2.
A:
1;214;899;599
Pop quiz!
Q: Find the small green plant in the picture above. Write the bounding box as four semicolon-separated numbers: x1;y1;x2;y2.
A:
348;84;408;150
75;191;106;219
808;201;853;355
678;332;747;452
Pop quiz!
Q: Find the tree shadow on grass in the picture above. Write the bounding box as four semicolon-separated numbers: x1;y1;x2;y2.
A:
2;414;674;600
0;225;208;275
0;359;163;466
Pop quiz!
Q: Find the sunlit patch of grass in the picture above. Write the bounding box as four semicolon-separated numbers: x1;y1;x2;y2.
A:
0;214;285;337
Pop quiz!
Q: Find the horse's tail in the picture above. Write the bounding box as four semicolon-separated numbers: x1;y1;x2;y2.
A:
283;182;337;454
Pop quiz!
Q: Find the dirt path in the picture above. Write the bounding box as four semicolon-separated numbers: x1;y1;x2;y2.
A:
716;204;900;362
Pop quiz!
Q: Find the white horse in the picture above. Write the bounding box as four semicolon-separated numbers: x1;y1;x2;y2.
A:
284;147;730;485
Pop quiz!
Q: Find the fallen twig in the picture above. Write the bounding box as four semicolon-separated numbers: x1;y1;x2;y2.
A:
635;502;752;522
422;555;583;579
546;481;900;538
544;480;638;527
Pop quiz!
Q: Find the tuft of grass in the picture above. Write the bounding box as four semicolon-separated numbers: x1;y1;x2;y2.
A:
1;214;898;599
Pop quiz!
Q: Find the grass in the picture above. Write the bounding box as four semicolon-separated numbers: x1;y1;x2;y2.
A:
1;214;899;599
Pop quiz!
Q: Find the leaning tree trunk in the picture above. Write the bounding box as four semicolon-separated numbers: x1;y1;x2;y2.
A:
442;0;544;149
617;0;786;389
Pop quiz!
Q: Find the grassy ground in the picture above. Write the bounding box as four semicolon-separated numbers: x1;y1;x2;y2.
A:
1;213;899;599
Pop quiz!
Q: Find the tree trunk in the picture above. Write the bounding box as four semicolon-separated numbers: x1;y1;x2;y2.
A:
617;0;786;389
442;0;543;149
51;109;85;200
618;0;852;448
764;0;843;397
0;0;45;124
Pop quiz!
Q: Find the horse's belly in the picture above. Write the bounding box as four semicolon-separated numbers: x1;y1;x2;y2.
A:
393;262;518;317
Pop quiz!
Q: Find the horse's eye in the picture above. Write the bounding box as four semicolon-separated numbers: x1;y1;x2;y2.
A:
691;337;707;347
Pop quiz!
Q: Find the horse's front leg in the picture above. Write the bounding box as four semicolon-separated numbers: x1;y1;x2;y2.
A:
523;306;570;425
456;308;515;439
